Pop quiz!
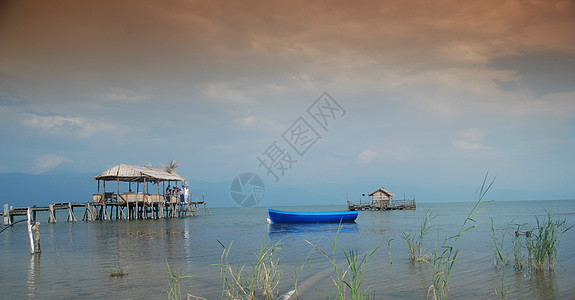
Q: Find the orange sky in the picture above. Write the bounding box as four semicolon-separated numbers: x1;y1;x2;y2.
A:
1;0;574;201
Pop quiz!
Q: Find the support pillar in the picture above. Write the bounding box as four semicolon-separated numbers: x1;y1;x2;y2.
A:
3;204;10;226
27;208;40;254
67;203;77;222
48;204;56;223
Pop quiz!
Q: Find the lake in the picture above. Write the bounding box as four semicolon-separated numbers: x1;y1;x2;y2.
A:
1;200;574;299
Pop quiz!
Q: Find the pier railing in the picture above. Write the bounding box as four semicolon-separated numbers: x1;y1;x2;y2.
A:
3;193;210;225
347;198;416;211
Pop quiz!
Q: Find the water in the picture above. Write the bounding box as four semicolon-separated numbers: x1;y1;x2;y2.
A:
1;200;575;299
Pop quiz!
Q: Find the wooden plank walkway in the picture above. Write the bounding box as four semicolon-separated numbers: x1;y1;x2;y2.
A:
347;199;416;211
2;196;211;225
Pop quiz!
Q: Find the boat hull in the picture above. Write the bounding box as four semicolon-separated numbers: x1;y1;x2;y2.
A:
267;208;358;224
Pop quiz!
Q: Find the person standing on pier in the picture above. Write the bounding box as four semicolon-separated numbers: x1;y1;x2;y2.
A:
183;185;190;203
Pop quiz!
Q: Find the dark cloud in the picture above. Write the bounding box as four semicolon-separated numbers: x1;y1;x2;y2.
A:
492;53;575;98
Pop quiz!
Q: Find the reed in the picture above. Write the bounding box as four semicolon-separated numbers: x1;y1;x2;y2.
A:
525;210;573;272
490;217;510;269
217;240;281;300
254;240;282;300
493;268;509;300
107;258;128;277
306;224;377;300
512;223;527;271
387;238;394;265
107;266;128;277
401;208;433;262
166;260;193;300
430;173;494;300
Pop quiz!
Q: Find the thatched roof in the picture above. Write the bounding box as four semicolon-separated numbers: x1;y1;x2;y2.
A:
92;164;186;182
368;187;395;197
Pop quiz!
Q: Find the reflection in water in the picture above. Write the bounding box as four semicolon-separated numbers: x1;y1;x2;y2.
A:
27;254;40;298
531;272;558;300
267;222;358;241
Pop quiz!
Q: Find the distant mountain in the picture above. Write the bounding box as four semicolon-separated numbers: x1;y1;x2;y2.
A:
1;172;570;209
0;172;95;208
0;172;336;208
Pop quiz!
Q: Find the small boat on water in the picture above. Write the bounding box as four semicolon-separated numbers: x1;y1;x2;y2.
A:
267;208;358;224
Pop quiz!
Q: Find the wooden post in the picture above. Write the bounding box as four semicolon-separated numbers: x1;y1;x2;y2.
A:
92;204;98;221
67;203;77;222
159;202;164;219
48;204;56;223
85;203;93;221
3;204;9;226
143;179;147;219
32;221;41;253
9;206;14;224
27;207;35;254
103;201;108;221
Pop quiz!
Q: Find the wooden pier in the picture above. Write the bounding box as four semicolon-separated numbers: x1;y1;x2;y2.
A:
347;198;416;211
347;187;416;211
2;197;210;225
2;163;213;225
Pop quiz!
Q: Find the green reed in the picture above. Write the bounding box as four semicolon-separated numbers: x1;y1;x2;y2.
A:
107;257;128;277
493;267;509;300
166;260;193;300
401;208;433;263
525;210;573;272
306;224;377;300
217;240;281;300
490;217;510;269
512;223;527;271
430;173;493;300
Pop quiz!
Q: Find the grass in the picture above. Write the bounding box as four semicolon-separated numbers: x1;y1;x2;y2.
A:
490;210;573;275
493;267;509;300
401;208;433;263
512;223;528;271
306;224;377;300
490;217;510;269
217;240;281;300
429;173;494;300
107;260;128;277
167;260;193;300
387;238;394;265
526;210;573;273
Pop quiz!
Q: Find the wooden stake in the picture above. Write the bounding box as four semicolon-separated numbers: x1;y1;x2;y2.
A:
67;203;77;222
3;204;9;226
49;204;56;223
27;207;35;254
32;221;41;253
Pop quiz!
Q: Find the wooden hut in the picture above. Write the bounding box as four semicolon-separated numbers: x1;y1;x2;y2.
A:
92;164;187;220
368;187;395;210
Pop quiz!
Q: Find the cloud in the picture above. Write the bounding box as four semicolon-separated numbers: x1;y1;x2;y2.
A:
200;83;254;104
357;149;378;164
33;154;73;174
242;116;256;126
452;128;492;151
22;113;120;137
103;88;150;102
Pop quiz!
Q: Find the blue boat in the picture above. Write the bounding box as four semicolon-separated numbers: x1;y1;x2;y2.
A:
267;208;358;224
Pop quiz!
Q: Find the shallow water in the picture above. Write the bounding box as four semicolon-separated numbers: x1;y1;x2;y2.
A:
1;200;574;299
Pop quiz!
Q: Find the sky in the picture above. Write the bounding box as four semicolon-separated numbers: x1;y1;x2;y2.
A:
1;0;574;205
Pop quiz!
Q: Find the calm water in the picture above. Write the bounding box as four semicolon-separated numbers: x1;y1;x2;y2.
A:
1;200;575;299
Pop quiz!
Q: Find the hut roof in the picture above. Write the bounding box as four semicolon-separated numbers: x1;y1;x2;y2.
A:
368;187;395;197
92;164;186;182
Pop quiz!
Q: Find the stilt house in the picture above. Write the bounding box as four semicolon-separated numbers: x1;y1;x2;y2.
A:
368;187;395;210
92;163;187;204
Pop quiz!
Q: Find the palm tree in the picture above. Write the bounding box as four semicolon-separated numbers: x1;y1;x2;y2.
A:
164;160;180;173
